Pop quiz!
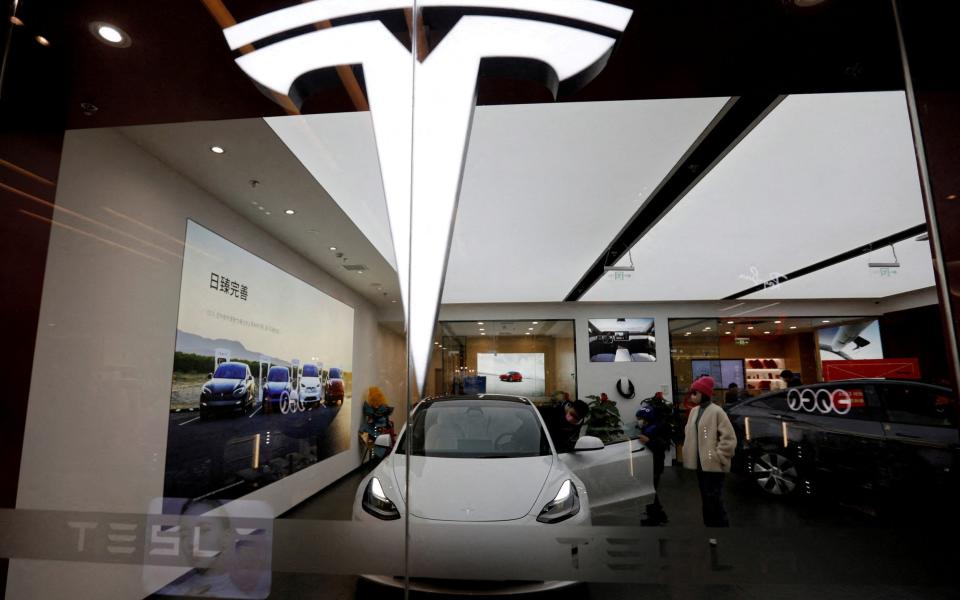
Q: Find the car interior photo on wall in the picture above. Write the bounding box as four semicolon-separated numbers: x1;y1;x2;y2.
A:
588;318;656;362
727;379;957;503
354;394;656;591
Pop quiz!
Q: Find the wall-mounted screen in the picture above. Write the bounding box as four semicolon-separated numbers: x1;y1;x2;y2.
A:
691;359;745;390
588;318;656;362
163;220;354;507
477;352;546;396
817;319;884;360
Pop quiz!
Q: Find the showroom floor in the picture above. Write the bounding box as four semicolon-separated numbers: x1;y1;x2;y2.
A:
153;462;959;600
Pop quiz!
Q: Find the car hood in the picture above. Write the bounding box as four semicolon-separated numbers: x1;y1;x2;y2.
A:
205;378;243;393
300;377;320;387
391;455;553;522
264;382;288;391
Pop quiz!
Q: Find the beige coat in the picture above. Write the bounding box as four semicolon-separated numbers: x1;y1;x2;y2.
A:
682;402;737;473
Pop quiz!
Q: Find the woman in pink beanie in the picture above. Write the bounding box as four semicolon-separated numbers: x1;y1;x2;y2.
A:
682;375;737;528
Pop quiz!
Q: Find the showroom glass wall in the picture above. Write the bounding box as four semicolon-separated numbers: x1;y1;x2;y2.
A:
4;1;960;599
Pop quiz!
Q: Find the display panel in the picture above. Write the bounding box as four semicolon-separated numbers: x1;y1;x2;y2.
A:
817;319;884;360
588;318;656;362
164;220;354;507
691;359;745;389
476;352;546;396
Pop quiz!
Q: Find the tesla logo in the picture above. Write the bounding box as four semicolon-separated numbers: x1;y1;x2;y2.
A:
223;0;632;392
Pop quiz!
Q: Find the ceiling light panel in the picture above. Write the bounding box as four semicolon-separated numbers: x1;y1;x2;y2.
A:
583;91;927;302
442;97;728;303
742;238;934;299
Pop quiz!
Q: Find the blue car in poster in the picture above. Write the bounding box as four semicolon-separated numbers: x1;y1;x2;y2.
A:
262;366;293;414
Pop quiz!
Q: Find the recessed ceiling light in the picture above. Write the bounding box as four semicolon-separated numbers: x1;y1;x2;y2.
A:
763;331;771;334
747;326;754;330
532;321;539;324
10;16;23;26
257;206;264;211
704;327;711;331
479;328;484;331
822;320;831;323
726;321;734;324
434;342;438;345
391;300;397;303
89;22;131;47
724;331;731;335
35;35;50;46
357;270;363;275
525;332;530;335
789;326;797;329
284;209;295;215
251;201;258;205
329;246;337;251
210;145;225;154
477;322;484;325
264;211;271;215
685;332;691;336
774;320;782;324
481;333;486;336
528;327;534;331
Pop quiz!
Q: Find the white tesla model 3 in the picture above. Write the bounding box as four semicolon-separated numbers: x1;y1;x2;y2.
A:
353;394;656;592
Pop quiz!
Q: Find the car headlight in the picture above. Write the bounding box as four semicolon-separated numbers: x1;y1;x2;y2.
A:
362;477;400;520
201;387;211;395
536;480;580;524
233;386;246;396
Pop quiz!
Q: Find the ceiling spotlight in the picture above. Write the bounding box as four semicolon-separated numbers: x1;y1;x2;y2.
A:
329;246;337;251
434;342;438;345
704;327;711;331
763;331;771;334
532;321;539;324
822;320;831;323
726;321;734;324
525;332;531;335
251;201;258;205
90;22;131;47
774;320;782;324
210;145;225;154
391;300;397;303
10;16;23;26
747;326;754;330
284;209;295;215
789;326;797;329
685;332;691;336
257;206;264;211
481;333;486;336
34;35;50;47
357;270;363;275
479;328;484;331
477;322;484;325
724;331;731;335
528;327;534;331
264;211;271;215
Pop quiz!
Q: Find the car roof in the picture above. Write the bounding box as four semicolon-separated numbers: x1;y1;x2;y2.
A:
420;394;530;406
746;378;953;402
219;361;247;367
267;365;288;371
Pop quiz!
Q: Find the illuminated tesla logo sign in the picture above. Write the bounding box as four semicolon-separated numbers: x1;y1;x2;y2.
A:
224;0;632;392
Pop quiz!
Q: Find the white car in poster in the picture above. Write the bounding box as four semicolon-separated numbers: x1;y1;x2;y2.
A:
298;363;323;405
353;394;655;592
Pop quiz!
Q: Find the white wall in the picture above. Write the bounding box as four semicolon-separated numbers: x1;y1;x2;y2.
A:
438;298;907;429
7;128;391;599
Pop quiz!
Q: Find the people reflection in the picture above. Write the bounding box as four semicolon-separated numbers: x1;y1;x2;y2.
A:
636;400;671;525
682;376;737;532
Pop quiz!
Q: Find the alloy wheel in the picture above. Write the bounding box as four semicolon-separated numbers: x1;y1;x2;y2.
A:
753;452;799;496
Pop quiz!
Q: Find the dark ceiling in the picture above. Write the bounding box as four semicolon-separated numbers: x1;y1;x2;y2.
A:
1;0;905;133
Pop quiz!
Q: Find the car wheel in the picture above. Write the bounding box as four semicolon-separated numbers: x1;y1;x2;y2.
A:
751;451;800;496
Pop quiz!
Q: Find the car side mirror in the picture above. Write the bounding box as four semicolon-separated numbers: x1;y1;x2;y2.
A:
207;373;213;380
374;434;392;449
574;436;604;452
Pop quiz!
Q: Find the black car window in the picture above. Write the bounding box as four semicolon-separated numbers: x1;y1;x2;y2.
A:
882;384;957;428
213;363;246;380
267;368;289;382
302;365;319;377
748;392;788;411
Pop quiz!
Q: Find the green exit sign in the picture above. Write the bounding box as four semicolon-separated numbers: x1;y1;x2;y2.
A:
734;337;750;346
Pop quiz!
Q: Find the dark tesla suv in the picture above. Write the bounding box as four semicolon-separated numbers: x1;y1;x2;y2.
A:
727;379;957;500
200;361;256;419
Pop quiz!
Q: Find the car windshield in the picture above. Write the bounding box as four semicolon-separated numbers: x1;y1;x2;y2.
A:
267;368;289;382
213;363;245;379
329;368;342;379
302;365;319;377
396;400;551;458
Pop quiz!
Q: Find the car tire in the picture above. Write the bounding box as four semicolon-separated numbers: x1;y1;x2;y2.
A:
750;450;802;497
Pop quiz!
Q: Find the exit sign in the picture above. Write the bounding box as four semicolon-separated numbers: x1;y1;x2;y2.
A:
734;337;750;346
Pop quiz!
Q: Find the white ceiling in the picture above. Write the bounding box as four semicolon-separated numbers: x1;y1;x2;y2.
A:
120;118;402;310
583;91;932;302
118;90;936;311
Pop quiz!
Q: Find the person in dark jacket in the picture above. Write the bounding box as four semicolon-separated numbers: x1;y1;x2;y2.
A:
636;404;671;525
780;369;802;388
540;399;590;453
